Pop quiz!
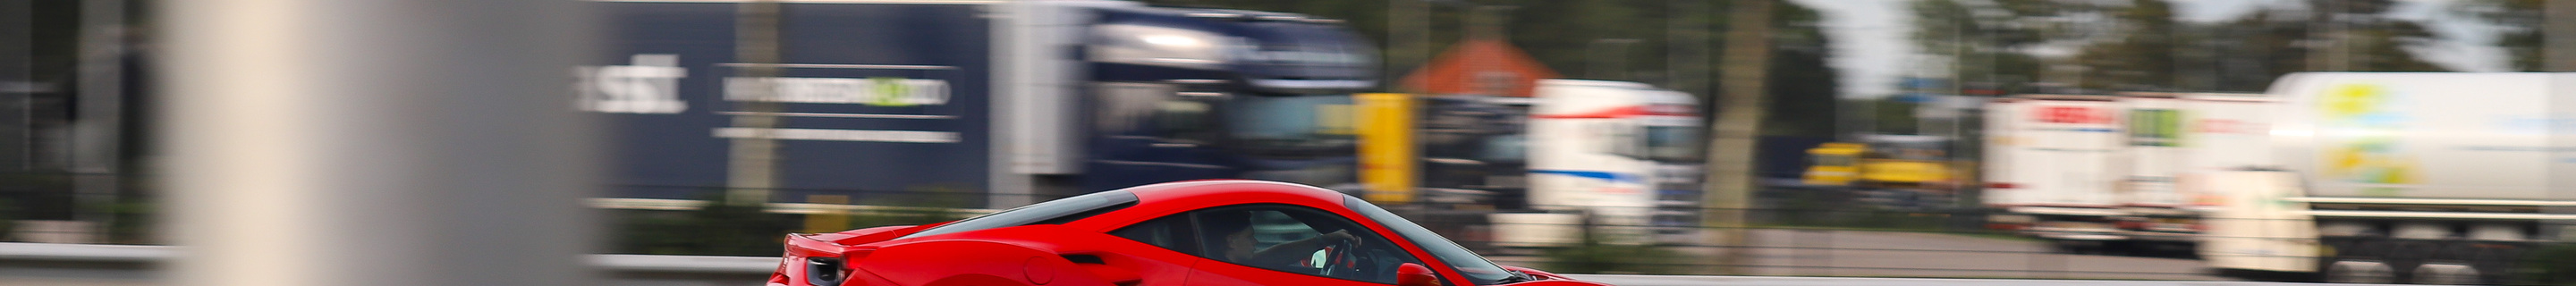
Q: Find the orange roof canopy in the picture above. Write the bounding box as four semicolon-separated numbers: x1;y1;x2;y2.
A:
1399;38;1562;97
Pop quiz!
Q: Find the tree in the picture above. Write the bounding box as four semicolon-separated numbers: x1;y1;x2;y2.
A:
1766;4;1839;138
2193;0;2445;91
1916;0;2453;93
2455;0;2543;71
2072;0;2177;90
1908;0;2048;94
2301;0;2445;72
1703;0;1779;275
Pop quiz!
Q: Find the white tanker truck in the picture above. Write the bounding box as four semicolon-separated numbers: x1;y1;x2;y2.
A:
2199;72;2576;284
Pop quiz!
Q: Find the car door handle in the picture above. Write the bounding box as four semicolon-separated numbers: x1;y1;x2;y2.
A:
1060;254;1142;286
1152;143;1197;148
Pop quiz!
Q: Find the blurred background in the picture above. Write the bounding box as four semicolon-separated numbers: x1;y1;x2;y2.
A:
8;0;2576;284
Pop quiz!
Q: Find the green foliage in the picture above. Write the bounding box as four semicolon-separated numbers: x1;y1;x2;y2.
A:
0;198;14;242
2523;243;2576;285
838;185;974;230
99;198;152;244
2073;0;2177;90
1843;99;1922;135
1758;189;1985;233
1913;0;2456;93
613;187;976;256
614;193;794;257
1537;230;1684;274
2454;0;2544;71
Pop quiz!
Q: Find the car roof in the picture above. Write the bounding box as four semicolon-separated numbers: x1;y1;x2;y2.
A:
1069;180;1354;230
882;181;1358;242
1128;180;1348;204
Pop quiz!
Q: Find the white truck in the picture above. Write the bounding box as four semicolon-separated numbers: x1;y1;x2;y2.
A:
1495;80;1704;247
1983;95;2131;252
2200;72;2576;284
2113;92;2274;253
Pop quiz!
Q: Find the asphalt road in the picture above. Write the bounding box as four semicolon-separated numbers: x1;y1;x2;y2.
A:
3;241;2265;286
1493;229;2225;282
1561;274;2334;286
1737;229;2224;281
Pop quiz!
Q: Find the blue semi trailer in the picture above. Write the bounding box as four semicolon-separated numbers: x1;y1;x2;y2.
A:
582;0;1378;207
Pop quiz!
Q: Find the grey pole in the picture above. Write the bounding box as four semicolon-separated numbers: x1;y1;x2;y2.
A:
2548;0;2576;242
0;0;26;170
72;0;128;243
161;0;597;285
727;0;784;206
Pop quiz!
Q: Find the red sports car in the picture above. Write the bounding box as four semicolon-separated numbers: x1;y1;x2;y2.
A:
767;180;1606;286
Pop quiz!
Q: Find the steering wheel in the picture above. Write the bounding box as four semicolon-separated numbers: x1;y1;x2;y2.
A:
1318;237;1363;278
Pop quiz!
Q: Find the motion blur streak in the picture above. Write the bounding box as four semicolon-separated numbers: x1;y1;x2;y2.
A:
160;0;597;286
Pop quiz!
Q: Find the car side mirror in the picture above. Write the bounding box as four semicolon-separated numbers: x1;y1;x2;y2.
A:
1396;263;1438;286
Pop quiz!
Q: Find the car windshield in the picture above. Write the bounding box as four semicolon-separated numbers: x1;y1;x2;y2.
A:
1644;125;1699;162
1342;196;1517;284
896;190;1139;240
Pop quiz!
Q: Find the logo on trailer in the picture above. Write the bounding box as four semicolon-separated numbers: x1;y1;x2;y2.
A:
725;77;951;106
2035;105;2111;124
2130;109;2182;147
577;54;689;114
2195;119;2261;134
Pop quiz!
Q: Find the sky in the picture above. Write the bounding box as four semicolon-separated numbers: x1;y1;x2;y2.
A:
1786;0;2510;99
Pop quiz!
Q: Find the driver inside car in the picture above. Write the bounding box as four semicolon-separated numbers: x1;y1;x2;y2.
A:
1202;212;1362;271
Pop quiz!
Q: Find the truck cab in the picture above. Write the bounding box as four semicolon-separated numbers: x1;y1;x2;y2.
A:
1514;80;1704;245
585;1;1380;208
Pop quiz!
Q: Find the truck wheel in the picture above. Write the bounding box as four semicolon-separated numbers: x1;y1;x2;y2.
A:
2381;240;2434;283
2466;243;2524;286
2325;260;2394;284
2409;263;2479;285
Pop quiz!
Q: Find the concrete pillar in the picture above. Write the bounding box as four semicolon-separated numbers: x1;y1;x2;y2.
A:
161;0;597;285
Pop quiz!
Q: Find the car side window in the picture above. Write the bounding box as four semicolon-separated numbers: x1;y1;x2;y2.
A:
1188;205;1419;284
1110;214;1198;255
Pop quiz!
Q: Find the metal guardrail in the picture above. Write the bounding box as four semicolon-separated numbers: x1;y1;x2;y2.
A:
588;198;1001;215
0;243;784;273
0;243;774;286
0;242;2358;286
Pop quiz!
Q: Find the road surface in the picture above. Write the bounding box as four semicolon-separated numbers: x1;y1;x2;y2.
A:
1739;229;2221;281
1489;229;2223;281
1563;274;2324;286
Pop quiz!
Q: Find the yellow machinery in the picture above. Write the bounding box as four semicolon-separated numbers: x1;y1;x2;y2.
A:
1802;142;1864;186
1801;141;1959;189
1356;93;1416;204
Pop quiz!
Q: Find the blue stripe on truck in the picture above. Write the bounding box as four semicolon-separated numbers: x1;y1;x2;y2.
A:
1530;170;1645;184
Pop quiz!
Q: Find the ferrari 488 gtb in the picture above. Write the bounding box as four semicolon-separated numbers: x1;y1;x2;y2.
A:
767;180;1606;286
